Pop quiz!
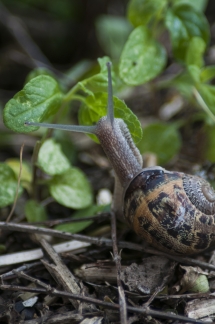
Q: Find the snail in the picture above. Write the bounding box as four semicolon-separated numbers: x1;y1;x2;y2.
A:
25;62;215;256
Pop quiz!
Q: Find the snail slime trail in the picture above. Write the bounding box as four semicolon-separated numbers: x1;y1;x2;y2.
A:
25;62;215;256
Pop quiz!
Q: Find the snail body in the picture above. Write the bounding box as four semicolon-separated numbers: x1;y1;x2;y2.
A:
26;62;215;255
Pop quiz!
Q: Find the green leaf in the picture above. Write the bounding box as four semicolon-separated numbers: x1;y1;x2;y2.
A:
200;66;215;83
55;204;105;233
6;159;32;192
95;15;132;60
25;68;56;84
185;37;206;68
204;126;215;162
164;71;194;100
78;92;143;144
76;56;113;97
0;163;23;208
25;200;47;222
49;168;93;209
198;84;215;115
164;4;209;62
187;65;201;84
119;26;166;85
127;0;167;27
138;123;181;165
6;159;32;183
38;138;70;176
171;0;208;12
3;75;63;133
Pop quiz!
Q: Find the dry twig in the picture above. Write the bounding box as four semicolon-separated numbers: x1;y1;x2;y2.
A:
0;221;215;271
0;284;204;323
111;211;127;323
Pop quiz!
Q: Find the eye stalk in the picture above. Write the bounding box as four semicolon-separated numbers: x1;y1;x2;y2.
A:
25;61;143;188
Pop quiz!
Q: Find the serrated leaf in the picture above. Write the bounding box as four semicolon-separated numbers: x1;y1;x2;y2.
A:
164;4;209;62
138;123;181;165
55;204;105;234
49;168;93;209
38;138;70;176
25;200;47;222
127;0;167;27
3;75;63;133
0;163;23;208
77;56;113;96
78;92;143;144
96;15;132;60
186;37;206;68
119;26;166;85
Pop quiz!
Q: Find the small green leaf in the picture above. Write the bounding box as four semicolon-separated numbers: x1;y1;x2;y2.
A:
77;57;113;97
78;92;143;144
3;75;63;133
165;4;209;62
186;37;206;68
96;15;132;60
138;123;181;165
6;159;32;192
25;200;47;222
6;159;32;183
200;66;215;83
38;138;71;176
0;163;23;208
49;168;93;209
119;26;166;85
55;205;105;233
127;0;167;27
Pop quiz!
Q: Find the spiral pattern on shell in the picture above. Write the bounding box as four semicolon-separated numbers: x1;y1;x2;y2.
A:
124;168;215;255
183;175;215;215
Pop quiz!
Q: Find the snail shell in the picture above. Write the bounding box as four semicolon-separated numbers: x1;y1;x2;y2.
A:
124;167;215;255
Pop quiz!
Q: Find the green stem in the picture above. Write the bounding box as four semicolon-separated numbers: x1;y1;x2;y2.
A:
193;87;215;124
63;83;81;102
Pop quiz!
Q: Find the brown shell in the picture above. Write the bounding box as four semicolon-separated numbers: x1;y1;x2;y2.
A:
124;168;215;255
